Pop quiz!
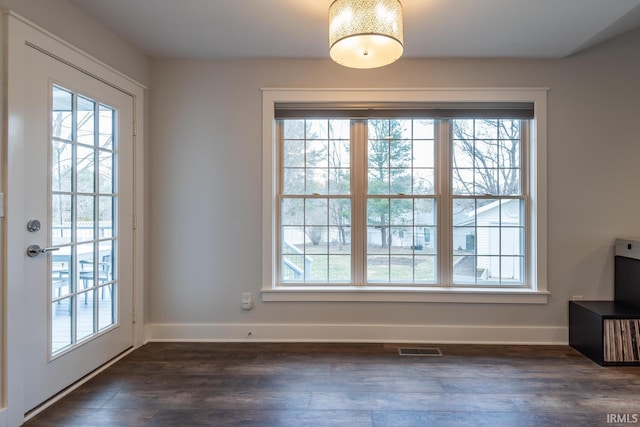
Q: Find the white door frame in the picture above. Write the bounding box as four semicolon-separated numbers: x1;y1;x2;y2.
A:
3;11;145;427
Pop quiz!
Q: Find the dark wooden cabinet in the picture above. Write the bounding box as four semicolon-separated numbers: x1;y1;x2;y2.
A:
569;301;640;365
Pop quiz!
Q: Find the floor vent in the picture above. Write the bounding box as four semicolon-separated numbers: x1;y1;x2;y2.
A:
398;347;443;357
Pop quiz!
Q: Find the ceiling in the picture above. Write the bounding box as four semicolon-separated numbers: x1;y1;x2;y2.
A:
68;0;640;60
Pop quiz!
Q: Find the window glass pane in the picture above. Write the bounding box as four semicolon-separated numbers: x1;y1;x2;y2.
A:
283;120;306;139
282;227;304;254
307;120;329;139
306;169;328;194
368;140;389;170
452;196;525;285
305;226;328;253
329;168;350;195
413;169;434;194
308;255;328;282
413;119;435;140
305;199;328;225
415;199;436;226
390;199;412;225
389;227;412;253
390;256;412;282
368;168;389;195
367;198;389;228
306;140;328;168
452;119;522;196
413;140;434;168
329;226;351;253
474;120;498;139
390;170;411;194
283;140;305;168
281;119;351;197
367;255;389;282
329;199;351;227
330;139;350;168
501;199;523;226
283;169;304;194
282;198;304;225
390;139;411;168
329;120;351;139
328;255;351;282
414;256;436;282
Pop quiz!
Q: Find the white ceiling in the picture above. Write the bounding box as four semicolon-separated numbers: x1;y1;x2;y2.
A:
68;0;640;59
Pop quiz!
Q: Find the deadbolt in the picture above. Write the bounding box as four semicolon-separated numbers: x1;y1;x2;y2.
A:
27;219;41;232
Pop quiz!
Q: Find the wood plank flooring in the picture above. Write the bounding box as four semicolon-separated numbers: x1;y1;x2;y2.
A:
23;342;640;426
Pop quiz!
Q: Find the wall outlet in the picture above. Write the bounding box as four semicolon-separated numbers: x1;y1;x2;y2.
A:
572;295;584;301
241;292;253;310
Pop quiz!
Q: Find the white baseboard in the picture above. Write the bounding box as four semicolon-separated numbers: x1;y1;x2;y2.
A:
145;323;568;345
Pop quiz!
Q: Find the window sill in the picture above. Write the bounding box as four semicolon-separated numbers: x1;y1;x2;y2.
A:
261;286;549;304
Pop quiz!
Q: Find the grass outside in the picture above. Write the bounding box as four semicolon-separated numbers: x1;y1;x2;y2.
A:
282;244;436;283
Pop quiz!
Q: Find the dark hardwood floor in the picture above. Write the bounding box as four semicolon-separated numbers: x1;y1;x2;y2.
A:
23;342;640;426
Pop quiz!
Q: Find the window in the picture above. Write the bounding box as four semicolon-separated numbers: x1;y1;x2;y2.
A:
262;89;548;303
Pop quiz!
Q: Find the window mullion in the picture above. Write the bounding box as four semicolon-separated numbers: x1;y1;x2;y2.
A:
352;120;367;286
437;120;453;286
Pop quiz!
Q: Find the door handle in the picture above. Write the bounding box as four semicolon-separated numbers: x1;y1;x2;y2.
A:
27;244;60;258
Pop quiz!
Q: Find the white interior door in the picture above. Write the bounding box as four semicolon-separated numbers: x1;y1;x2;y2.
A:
22;45;134;412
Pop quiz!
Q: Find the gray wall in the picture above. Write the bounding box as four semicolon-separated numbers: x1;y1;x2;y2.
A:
148;29;640;341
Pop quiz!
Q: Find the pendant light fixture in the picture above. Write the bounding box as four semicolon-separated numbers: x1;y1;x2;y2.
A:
329;0;404;69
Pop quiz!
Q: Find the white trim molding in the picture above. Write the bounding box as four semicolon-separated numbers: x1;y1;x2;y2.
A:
145;323;567;345
3;11;145;427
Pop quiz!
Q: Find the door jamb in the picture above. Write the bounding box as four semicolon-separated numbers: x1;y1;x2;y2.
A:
3;11;145;427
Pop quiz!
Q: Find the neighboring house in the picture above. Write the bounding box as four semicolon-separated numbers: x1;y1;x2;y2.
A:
453;199;523;283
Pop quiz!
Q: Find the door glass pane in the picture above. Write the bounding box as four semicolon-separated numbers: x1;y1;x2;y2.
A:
98;150;114;193
51;140;72;192
76;145;95;194
99;105;114;150
77;96;95;146
51;298;72;354
77;196;95;242
51;194;72;246
76;290;95;341
49;85;119;357
52;86;73;141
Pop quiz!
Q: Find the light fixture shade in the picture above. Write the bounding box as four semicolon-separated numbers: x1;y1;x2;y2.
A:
329;0;404;69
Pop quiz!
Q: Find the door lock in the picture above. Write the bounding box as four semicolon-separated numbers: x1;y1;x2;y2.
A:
27;244;60;257
27;219;41;232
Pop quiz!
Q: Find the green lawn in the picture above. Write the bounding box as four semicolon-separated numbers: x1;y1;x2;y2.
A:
283;244;436;283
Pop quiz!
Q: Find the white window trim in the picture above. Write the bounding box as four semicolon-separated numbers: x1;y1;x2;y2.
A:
261;88;548;304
